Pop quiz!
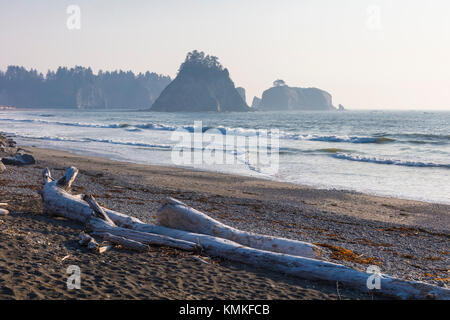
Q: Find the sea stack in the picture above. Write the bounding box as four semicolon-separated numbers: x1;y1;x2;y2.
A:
251;96;262;108
257;80;336;111
151;51;250;112
236;87;246;104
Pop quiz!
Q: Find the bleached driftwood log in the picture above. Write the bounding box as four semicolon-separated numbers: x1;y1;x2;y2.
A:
41;167;198;252
156;198;321;259
40;167;450;300
128;218;450;299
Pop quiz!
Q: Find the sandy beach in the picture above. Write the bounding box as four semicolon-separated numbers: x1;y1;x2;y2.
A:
2;0;450;305
0;138;449;299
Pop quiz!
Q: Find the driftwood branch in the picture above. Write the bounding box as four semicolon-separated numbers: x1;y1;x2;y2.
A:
42;167;54;184
78;232;98;251
103;233;148;252
56;166;78;191
83;194;116;227
90;223;198;251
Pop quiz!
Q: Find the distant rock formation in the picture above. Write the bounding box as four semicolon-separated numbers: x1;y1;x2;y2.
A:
257;81;336;111
251;96;262;108
236;87;246;104
338;104;345;111
151;51;249;112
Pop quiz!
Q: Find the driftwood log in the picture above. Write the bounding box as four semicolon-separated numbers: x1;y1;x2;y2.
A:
41;167;198;252
156;197;321;259
40;167;450;300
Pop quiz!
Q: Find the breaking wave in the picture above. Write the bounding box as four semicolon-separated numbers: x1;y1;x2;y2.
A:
15;135;173;150
3;118;449;145
332;153;450;168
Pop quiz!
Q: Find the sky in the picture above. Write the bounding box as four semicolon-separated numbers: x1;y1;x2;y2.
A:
1;0;450;110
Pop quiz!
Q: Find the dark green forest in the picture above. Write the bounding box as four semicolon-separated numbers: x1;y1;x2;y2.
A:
178;50;230;79
0;66;171;108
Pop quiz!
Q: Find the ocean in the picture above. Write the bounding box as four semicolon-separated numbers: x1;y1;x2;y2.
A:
1;109;449;204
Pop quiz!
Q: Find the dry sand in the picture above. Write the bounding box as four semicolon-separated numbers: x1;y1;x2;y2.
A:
0;145;449;299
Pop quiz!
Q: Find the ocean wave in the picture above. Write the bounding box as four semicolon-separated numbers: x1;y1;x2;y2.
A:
317;148;351;153
332;152;450;168
16;134;286;156
15;135;173;150
2;117;448;145
279;133;396;144
0;118;135;129
144;125;399;144
395;133;450;145
396;133;450;140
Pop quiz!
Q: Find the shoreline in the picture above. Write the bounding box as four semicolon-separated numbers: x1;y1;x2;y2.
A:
2;107;449;205
13;135;450;207
23;146;450;232
1;140;449;299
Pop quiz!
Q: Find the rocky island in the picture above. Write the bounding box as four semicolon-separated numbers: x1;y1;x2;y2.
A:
253;80;336;111
151;51;249;112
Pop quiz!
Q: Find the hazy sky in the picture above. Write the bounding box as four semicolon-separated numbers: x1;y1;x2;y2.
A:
1;0;450;110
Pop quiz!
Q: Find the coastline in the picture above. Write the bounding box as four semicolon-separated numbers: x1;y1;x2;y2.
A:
3;107;449;206
1;143;449;299
25;146;450;232
12;133;450;206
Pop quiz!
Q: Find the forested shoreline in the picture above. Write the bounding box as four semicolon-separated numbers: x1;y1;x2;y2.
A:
0;66;171;109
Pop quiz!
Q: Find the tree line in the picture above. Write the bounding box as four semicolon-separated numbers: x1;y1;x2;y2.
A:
0;66;171;108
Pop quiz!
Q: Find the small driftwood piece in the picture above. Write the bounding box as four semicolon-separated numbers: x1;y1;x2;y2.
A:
87;240;99;251
0;208;8;216
79;232;95;245
99;245;113;254
78;232;98;251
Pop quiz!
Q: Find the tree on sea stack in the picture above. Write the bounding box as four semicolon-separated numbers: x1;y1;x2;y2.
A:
150;50;250;112
273;79;287;87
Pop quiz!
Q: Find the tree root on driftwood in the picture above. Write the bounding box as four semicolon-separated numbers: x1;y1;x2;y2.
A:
40;166;450;300
40;166;198;252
